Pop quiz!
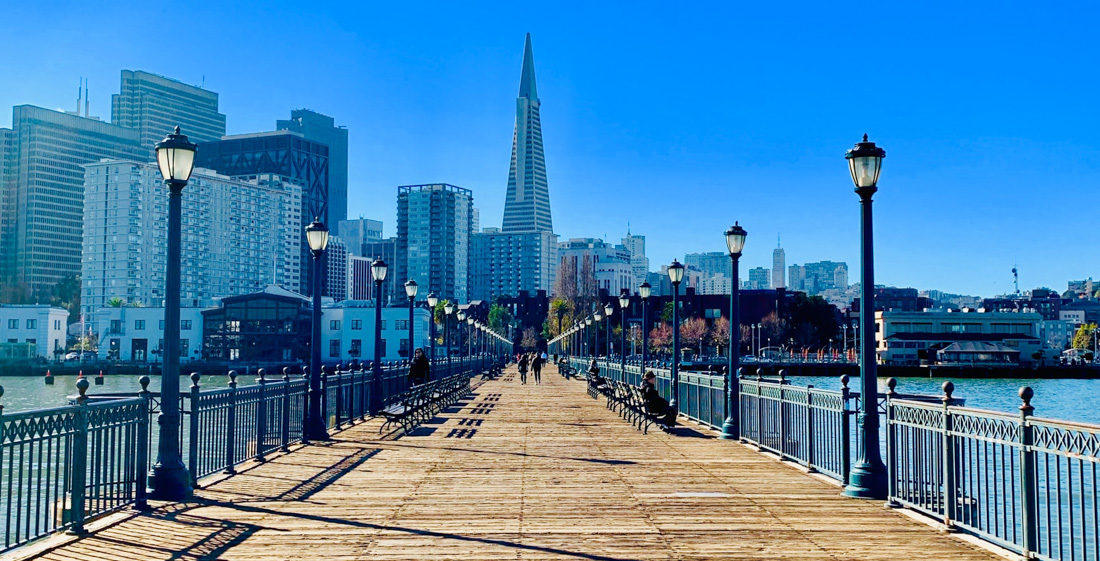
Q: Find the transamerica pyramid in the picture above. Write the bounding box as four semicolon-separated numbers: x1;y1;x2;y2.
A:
502;33;553;233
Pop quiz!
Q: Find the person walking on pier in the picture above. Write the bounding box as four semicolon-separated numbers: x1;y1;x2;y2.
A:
518;353;529;384
408;348;430;386
532;352;544;384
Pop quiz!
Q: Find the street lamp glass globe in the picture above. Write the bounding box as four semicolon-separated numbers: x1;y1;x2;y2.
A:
444;303;455;315
304;218;330;252
604;303;614;317
725;222;747;255
371;258;388;282
426;292;438;308
845;134;886;189
668;260;685;285
639;282;651;299
585;317;592;326
154;126;197;183
594;311;603;322
404;280;418;299
618;291;630;310
467;317;474;325
457;310;466;321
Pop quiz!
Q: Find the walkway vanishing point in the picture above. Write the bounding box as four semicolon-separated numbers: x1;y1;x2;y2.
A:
7;365;1002;561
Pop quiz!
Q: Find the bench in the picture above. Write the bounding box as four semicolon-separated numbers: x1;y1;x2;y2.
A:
378;372;471;434
587;378;670;434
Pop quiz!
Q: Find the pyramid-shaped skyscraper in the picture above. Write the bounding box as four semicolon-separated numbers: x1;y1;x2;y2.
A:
502;33;553;233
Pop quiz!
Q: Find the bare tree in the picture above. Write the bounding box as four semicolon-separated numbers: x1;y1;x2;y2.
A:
680;317;707;356
521;326;539;351
710;317;730;355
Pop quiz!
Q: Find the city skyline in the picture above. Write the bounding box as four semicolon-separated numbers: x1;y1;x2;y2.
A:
1;2;1098;297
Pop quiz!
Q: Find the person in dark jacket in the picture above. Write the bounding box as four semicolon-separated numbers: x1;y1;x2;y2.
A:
641;371;674;426
532;353;544;384
408;348;430;386
517;353;529;384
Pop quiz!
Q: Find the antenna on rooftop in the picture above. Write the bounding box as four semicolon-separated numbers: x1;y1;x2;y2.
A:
84;79;89;118
1012;261;1020;296
76;77;81;114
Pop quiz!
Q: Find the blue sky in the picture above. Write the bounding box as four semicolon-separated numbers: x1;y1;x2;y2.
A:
1;1;1097;297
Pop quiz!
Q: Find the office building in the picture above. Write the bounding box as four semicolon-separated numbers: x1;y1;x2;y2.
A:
361;237;399;305
338;218;383;256
0;106;144;294
396;184;473;303
748;267;771;290
81;161;302;317
789;261;849;295
684;251;728;278
277;109;348;226
324;236;349;302
621;230;649;290
502;34;553;234
111;70;226;158
470;229;558;302
772;237;786;289
558;238;633;297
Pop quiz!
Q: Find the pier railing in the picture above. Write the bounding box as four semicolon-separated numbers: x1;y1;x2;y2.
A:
568;355;1100;561
0;355;489;553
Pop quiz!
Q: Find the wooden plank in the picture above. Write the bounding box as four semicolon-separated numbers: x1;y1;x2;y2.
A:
8;365;1002;561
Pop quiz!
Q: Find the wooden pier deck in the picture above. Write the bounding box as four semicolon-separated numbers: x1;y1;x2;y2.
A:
7;365;1002;561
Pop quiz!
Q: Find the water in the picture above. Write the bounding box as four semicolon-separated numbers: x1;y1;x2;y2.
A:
0;374;261;413
797;375;1100;425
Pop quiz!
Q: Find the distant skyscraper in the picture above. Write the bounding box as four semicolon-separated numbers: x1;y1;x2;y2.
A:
749;267;771;290
0;106;144;293
557;238;633;297
772;236;786;289
276;109;348;226
111;70;226;158
502;33;552;234
621;229;649;290
396;184;473;303
324;236;349;302
337;218;383;256
361;237;398;305
470;229;557;302
684;251;728;278
788;261;848;295
81;161;301;316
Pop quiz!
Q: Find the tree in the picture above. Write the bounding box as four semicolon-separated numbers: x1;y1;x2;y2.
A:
488;303;513;331
710;317;730;355
548;298;571;337
107;297;125;308
760;311;789;351
0;281;34;304
1072;323;1097;350
660;301;674;323
649;322;672;355
50;275;81;321
787;294;840;348
680;317;707;355
553;257;578;309
521;327;539;351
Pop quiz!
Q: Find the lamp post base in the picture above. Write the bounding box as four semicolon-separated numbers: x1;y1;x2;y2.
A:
842;461;888;499
148;463;193;501
719;418;738;440
304;416;330;442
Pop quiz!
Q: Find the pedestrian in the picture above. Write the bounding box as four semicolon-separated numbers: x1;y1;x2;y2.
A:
518;353;529;384
532;352;544;384
408;347;430;386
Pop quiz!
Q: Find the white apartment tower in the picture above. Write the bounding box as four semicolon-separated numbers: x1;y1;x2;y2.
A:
772;235;786;289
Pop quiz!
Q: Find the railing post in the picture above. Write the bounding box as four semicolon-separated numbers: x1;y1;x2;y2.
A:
736;368;746;443
335;365;344;429
300;366;311;444
281;367;291;452
68;378;90;535
756;369;765;451
188;373;201;488
777;369;787;459
255;369;267;462
134;376;151;510
225;370;238;474
840;374;851;486
941;381;957;531
805;384;816;473
1018;387;1037;558
885;378;899;507
320;365;329;428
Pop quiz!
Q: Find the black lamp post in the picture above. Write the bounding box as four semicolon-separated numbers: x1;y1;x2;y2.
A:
444;302;455;372
668;260;685;426
592;311;602;357
640;282;651;368
720;222;747;440
457;310;467;357
619;290;630;376
149;126;196;501
842;134;888;500
466;316;474;356
426;292;438;372
404;280;417;360
585;316;593;356
304;218;331;441
603;303;613;358
370;257;388;415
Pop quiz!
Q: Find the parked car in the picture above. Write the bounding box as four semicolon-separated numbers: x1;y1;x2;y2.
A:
64;351;98;361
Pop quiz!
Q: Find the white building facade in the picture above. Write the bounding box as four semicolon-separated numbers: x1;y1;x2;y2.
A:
558;238;633;297
0;305;70;359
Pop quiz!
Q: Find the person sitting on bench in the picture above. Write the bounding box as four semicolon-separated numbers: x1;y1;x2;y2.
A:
408;347;430;386
640;371;674;425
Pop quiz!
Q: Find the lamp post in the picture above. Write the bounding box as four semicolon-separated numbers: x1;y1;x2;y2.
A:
370;258;388;415
304;218;331;442
426;292;438;373
668;260;685;425
721;222;747;440
444;302;455;372
585;316;593;356
604;303;614;358
757;323;762;358
639;282;651;368
842;134;888;500
466;316;474;357
149;126;196;500
457;310;467;357
404;281;418;361
593;311;602;358
619;290;630;377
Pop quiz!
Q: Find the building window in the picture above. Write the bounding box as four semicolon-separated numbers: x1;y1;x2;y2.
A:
181;320;192;330
26;319;37;329
54;320;61;330
351;319;362;330
110;320;122;333
227;321;240;333
329;339;341;357
380;320;386;330
135;320;146;330
329;320;341;330
283;348;293;360
7;319;17;329
180;339;189;357
160;320;165;329
229;348;240;360
350;339;362;357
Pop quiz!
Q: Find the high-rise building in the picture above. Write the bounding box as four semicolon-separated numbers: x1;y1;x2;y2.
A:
684;251;728;278
557;238;633;297
470;228;557;302
324;236;349;302
276;109;348;226
788;261;849;295
772;236;786;289
359;237;399;305
621;230;649;290
338;218;383;256
502;34;553;234
749;267;771;290
1;106;144;294
194;130;330;295
396;184;473;303
81;161;301;317
111;70;226;158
